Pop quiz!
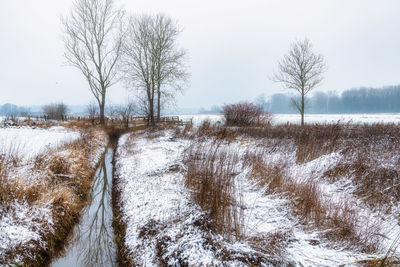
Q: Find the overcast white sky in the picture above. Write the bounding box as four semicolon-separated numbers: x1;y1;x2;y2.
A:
1;0;400;109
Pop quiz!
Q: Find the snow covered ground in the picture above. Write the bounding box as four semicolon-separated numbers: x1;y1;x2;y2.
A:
0;126;80;160
0;126;108;265
115;131;283;266
179;113;400;126
115;129;398;266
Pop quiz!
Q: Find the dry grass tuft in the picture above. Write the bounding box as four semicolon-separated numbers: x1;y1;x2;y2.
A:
194;120;237;141
247;230;292;257
184;140;243;241
48;156;70;176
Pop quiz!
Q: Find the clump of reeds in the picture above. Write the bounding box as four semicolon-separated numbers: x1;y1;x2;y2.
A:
184;140;243;241
243;148;381;252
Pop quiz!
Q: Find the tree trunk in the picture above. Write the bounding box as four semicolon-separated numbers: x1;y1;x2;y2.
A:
157;88;161;121
99;104;105;125
99;92;106;125
301;90;305;126
149;99;155;126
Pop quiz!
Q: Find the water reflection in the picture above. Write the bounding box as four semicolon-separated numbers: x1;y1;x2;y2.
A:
52;148;117;267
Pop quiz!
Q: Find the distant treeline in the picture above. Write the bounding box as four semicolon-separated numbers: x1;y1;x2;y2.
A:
257;85;400;114
0;103;29;116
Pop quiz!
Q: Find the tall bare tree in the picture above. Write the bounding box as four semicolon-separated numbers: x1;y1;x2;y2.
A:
152;14;189;121
273;38;326;125
62;0;124;124
119;15;155;124
119;14;188;125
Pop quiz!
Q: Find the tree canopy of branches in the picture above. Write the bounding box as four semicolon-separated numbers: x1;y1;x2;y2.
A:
119;14;189;125
273;38;326;125
62;0;124;124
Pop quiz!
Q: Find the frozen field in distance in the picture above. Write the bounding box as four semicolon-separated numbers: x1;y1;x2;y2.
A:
179;113;400;126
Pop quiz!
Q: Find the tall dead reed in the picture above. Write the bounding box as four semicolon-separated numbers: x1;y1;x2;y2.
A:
184;140;243;241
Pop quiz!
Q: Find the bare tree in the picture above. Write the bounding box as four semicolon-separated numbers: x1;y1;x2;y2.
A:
273;38;326;125
119;14;188;125
61;0;124;125
43;103;69;120
119;15;155;124
114;99;136;128
152;14;189;121
86;101;99;123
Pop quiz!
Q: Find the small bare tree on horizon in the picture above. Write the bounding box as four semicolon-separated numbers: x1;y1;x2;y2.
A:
273;38;326;125
61;0;124;125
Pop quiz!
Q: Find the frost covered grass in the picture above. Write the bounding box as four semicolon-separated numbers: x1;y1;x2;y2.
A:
0;126;108;266
197;122;400;263
114;130;286;266
112;121;400;266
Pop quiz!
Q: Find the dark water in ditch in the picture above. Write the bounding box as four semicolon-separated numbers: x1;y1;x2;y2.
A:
51;147;117;267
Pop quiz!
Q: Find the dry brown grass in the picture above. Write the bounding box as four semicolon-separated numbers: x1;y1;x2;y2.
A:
247;158;380;252
240;122;400;208
0;127;107;266
247;230;292;257
193;120;237;141
184;140;243;241
184;122;400;254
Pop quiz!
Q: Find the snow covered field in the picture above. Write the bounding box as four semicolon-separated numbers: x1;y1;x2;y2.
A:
179;113;400;126
114;128;399;265
0;126;80;160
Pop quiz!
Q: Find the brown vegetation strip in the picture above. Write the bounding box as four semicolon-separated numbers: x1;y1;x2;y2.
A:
0;127;107;266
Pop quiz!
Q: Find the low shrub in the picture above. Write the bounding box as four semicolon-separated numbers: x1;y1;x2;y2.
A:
222;102;268;127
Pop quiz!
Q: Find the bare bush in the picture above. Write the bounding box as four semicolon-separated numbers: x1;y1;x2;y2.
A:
86;101;99;123
222;102;267;127
42;103;69;120
113;99;136;128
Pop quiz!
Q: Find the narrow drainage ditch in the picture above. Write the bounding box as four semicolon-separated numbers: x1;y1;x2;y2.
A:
51;145;117;267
